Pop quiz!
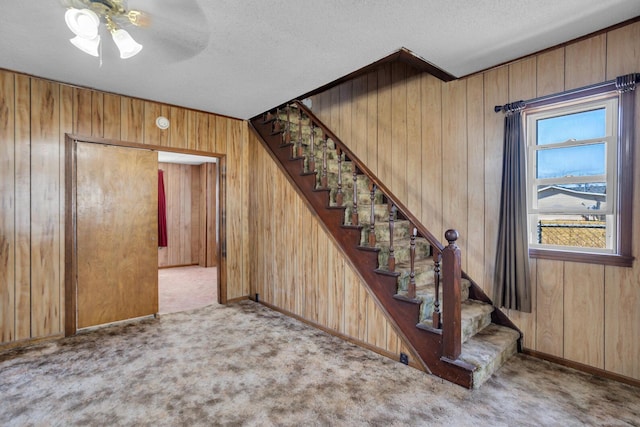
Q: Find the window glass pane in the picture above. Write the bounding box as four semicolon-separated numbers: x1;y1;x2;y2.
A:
536;183;606;213
533;214;607;249
537;108;606;145
536;143;605;179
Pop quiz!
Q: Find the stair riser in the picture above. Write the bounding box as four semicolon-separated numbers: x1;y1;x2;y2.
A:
361;220;412;245
377;240;431;266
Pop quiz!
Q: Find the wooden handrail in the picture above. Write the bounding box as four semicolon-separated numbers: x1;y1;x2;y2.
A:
291;100;445;255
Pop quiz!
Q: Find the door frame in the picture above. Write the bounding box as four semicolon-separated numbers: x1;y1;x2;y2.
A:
64;134;227;336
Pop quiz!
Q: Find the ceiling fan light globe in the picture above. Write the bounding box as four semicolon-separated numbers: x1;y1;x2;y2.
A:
111;29;143;59
69;35;101;57
65;8;100;39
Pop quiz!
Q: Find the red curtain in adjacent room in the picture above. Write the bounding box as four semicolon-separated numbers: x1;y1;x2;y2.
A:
158;169;168;247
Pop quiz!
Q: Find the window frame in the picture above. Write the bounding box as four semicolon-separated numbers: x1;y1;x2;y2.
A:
522;83;635;267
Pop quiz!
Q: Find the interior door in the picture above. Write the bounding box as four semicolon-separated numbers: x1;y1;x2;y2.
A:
76;142;158;328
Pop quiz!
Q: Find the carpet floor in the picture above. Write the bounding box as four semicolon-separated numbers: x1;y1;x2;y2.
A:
158;266;218;314
1;300;638;426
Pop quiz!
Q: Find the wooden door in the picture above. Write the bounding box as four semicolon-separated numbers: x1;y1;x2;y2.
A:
76;142;158;328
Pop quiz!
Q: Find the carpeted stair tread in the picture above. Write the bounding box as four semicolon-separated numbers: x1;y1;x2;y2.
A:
417;299;493;342
457;323;520;389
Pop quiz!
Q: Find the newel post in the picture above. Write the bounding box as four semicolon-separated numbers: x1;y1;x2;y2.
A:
442;229;461;361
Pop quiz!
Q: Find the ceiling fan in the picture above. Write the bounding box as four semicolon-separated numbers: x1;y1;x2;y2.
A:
61;0;210;62
62;0;146;58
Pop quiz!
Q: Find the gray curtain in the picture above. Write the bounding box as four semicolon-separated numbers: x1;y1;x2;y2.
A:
493;104;531;312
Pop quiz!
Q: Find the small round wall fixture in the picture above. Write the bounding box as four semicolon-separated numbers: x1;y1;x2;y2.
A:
156;116;170;130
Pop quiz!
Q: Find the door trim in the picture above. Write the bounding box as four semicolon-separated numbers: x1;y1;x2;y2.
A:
64;134;227;336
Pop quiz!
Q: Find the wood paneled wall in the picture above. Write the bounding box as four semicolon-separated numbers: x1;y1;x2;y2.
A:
158;162;201;267
248;134;420;366
0;70;249;345
310;21;640;381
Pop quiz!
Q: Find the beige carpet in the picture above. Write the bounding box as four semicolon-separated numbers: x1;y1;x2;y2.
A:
1;300;638;426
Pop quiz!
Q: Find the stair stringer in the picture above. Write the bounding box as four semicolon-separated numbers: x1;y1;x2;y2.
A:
249;120;478;388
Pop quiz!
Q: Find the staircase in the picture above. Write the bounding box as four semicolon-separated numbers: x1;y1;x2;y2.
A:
250;101;521;388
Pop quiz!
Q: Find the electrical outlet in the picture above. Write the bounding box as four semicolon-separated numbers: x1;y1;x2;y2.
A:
400;353;409;365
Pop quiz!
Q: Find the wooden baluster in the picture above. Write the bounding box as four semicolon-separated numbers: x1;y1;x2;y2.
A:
321;135;328;188
351;164;359;225
296;107;304;157
388;204;396;271
263;110;274;123
284;105;291;144
408;227;417;299
272;108;282;134
442;229;462;361
308;124;316;174
432;251;442;329
336;146;344;206
368;182;376;247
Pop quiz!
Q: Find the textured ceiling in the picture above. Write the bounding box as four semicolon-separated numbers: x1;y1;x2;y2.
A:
0;1;638;119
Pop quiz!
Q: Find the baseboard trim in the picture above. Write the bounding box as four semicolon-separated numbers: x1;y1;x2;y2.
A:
0;334;64;355
158;263;200;269
523;349;640;388
257;300;424;372
225;296;250;304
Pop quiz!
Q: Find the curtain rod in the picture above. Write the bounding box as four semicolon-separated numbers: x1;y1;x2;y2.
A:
494;73;639;113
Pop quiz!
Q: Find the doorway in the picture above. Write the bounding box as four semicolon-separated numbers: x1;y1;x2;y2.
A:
157;151;219;314
65;136;226;336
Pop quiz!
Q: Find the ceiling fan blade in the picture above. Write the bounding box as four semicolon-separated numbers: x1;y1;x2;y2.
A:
126;0;210;62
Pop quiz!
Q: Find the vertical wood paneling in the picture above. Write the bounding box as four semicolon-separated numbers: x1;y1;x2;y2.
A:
144;101;170;147
367;293;386;349
465;74;485;285
564;263;604;368
102;93;121;140
216;116;229;156
14;74;31;340
605;21;640;78
59;85;73;334
535;260;564;357
91;91;104;138
226;120;245;299
314;234;333;325
191;166;201;264
206;163;217;267
390;63;407;201
377;64;392;185
406;71;422;217
482;66;509;298
0;71;16;342
366;71;378;174
169;107;188;150
357;275;368;342
188;111;209;151
120;98;144;143
331;244;345;334
30;79;60;337
73;88;92;136
565;34;606;89
441;79;468;269
157;163;205;267
343;265;359;338
536;48;565;97
351;75;367;162
338;80;352;151
420;74;442;238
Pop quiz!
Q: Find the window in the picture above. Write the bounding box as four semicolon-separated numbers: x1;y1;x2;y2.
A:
524;88;633;267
